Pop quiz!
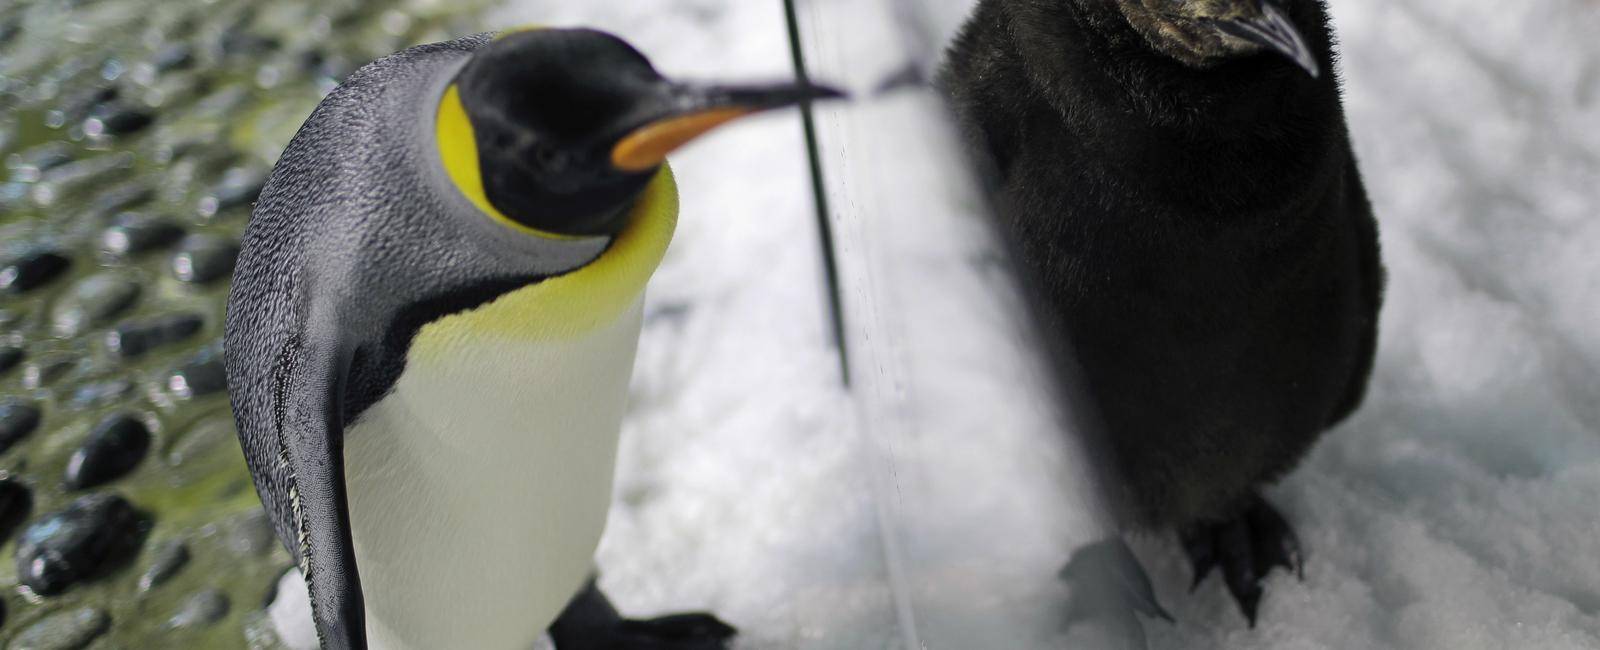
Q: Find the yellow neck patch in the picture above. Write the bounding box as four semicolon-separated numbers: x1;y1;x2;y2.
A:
410;165;678;357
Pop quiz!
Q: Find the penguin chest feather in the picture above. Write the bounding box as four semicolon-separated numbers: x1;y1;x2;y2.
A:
340;168;677;650
343;297;644;650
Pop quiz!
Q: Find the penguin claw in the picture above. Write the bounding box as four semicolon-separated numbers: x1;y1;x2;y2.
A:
555;612;735;650
1180;495;1303;627
1059;538;1172;649
615;613;738;647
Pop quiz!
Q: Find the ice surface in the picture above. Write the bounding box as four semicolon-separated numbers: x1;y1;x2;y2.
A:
271;0;1600;648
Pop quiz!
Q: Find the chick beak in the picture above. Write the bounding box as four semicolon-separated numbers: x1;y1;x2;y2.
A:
1212;1;1320;78
611;81;847;173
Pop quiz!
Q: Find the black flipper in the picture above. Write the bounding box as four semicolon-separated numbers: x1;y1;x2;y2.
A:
276;334;366;650
1060;538;1173;650
549;578;735;650
1180;495;1303;627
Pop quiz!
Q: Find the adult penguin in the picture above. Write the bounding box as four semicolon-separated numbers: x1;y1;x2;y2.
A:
941;0;1383;632
224;28;841;650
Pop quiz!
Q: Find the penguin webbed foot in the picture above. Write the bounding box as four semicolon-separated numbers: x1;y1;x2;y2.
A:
1180;494;1304;627
550;579;735;650
1059;537;1173;650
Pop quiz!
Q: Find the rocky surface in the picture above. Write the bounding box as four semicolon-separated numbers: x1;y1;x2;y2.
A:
0;0;492;646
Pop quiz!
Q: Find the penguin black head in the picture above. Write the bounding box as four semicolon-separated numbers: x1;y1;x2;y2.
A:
1106;0;1319;77
442;27;843;238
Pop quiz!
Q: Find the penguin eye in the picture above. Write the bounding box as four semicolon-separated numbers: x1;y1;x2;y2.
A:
534;145;570;173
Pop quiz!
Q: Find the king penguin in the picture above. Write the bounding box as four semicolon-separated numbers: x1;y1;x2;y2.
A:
224;28;842;650
941;0;1383;632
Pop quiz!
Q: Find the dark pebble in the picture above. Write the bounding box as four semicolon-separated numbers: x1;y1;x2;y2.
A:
7;607;110;650
15;493;148;596
0;346;21;374
67;380;131;410
22;355;76;389
105;313;203;358
170;235;237;284
64;414;152;490
137;539;190;592
32;153;134;204
85;183;155;221
220;30;280;57
165;414;231;467
101;213;184;256
196;167;267;218
0;251;71;293
0;400;42;453
151;44;195;74
168;345;226;399
52;273;141;337
83;103;154;137
5;143;73;183
0;478;33;544
166;589;229;629
225;508;274;558
46;84;117;130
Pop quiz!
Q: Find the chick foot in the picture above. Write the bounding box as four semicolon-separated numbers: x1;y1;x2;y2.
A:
1180;494;1304;627
550;579;736;650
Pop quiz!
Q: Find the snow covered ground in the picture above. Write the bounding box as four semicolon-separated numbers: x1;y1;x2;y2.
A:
273;0;1600;648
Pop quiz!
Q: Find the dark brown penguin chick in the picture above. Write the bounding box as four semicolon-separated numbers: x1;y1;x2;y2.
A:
939;0;1383;633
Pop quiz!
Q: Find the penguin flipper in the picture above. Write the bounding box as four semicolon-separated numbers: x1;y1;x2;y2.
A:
275;334;367;650
549;578;735;650
1059;537;1172;650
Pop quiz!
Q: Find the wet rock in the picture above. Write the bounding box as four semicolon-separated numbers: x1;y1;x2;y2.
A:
45;85;116;130
0;251;71;293
64;414;151;490
170;235;237;284
220;30;280;58
167;589;229;629
105;313;203;358
225;508;274;558
168;345;225;399
191;86;251;120
51;273;141;337
83;103;154;138
85;183;154;221
15;493;148;596
0;478;34;543
130;45;195;85
67;380;131;410
196;167;267;218
101;213;183;256
137;539;189;592
5;143;73;183
6;607;110;650
0;346;21;374
22;355;76;389
0;400;41;453
31;153;134;206
164;414;231;467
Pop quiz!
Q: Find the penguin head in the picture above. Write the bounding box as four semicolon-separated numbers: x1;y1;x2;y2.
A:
1109;0;1319;77
440;28;843;239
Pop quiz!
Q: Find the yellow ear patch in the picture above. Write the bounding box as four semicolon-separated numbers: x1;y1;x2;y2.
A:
435;84;582;241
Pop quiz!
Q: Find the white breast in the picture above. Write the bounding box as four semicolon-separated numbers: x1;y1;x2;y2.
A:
343;297;645;650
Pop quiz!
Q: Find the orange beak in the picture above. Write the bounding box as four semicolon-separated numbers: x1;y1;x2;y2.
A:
607;81;846;173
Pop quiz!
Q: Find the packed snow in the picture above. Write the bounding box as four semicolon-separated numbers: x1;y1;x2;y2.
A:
271;0;1600;648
